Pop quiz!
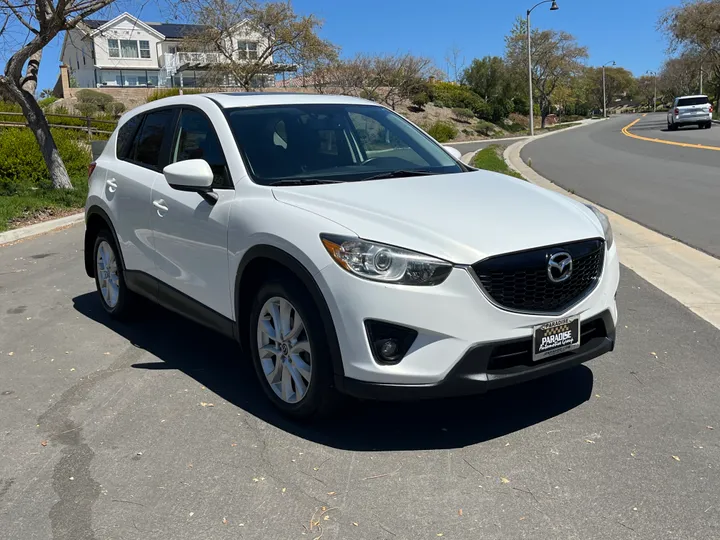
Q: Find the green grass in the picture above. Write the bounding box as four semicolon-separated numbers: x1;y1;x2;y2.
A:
0;176;87;232
471;145;524;180
543;122;581;132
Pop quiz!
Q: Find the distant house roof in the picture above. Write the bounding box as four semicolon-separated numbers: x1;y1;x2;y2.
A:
84;19;207;39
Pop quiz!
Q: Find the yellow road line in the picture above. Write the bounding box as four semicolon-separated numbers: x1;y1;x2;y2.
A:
622;117;720;151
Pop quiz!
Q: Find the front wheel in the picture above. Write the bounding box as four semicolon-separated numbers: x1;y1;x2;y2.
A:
248;278;337;419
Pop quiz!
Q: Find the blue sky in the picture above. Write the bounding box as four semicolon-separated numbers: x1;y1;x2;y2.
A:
36;0;680;92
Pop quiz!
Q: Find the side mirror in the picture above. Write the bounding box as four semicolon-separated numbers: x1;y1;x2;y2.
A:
443;145;462;161
163;159;214;191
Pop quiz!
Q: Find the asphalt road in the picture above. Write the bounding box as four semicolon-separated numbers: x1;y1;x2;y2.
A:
521;113;720;258
1;225;720;540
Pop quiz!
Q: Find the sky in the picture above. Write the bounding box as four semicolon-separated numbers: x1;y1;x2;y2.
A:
35;0;681;93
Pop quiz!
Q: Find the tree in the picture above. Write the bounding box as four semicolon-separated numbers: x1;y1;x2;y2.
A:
635;75;658;109
660;0;720;53
461;56;510;101
182;0;337;91
444;44;465;83
505;18;588;127
580;66;636;112
658;54;702;99
0;0;115;189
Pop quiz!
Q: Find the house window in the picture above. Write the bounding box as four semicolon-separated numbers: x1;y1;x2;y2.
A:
237;41;258;60
108;39;120;58
139;40;151;59
120;40;139;58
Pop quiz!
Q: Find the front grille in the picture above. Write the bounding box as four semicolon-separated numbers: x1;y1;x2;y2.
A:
472;239;604;313
486;317;608;373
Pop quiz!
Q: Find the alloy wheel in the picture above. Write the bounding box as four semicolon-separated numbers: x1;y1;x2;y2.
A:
96;240;120;308
256;296;313;404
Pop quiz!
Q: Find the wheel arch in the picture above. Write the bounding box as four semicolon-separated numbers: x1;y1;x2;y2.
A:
234;245;344;379
84;206;124;278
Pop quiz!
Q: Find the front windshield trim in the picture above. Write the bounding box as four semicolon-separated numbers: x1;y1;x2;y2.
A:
222;103;465;186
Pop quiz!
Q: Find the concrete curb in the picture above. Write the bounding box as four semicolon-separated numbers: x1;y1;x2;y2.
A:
504;124;720;331
0;212;84;246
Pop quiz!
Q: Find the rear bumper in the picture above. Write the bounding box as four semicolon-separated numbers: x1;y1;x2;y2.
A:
336;310;615;400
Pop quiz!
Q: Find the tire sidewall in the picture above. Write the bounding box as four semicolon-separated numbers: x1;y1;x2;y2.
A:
248;279;332;418
93;231;127;316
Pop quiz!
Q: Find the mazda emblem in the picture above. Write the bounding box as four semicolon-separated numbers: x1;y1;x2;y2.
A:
547;252;573;283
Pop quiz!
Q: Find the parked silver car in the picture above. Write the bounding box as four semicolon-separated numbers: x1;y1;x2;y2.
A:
667;95;713;130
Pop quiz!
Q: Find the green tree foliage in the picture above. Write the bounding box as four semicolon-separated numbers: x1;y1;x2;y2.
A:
505;18;588;127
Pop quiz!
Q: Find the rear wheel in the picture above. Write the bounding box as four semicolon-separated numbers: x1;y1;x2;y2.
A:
248;278;337;419
93;230;135;318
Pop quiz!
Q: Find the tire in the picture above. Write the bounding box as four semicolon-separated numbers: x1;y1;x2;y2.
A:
706;122;712;129
93;229;135;319
669;123;678;131
248;277;338;420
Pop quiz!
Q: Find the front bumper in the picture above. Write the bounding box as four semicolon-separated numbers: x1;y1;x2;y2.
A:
337;310;615;400
316;242;620;388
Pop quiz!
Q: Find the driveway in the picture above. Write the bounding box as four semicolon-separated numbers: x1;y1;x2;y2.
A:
1;225;719;539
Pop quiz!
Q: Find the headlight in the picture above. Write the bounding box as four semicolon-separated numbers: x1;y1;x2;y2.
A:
320;234;452;286
586;205;614;249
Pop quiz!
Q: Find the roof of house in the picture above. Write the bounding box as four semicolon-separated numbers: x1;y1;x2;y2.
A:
84;19;207;39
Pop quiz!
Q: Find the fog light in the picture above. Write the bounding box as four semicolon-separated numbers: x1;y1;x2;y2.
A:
365;320;418;365
379;339;399;359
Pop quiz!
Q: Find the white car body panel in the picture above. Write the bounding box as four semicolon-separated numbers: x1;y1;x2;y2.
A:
85;92;620;394
272;172;603;264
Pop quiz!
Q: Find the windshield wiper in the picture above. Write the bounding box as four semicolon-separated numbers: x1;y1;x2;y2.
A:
269;178;344;186
362;170;436;181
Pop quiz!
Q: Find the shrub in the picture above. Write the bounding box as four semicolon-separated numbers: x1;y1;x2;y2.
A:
410;92;429;110
432;100;445;108
359;89;379;102
426;121;457;143
147;88;204;102
474;120;496;137
75;101;99;117
75;89;114;109
451;107;475;122
490;97;514;122
105;102;126;116
430;82;489;118
38;96;59;108
0;128;90;195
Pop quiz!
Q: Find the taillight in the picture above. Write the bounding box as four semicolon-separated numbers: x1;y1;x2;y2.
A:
674;108;679;115
710;105;714;113
88;162;97;179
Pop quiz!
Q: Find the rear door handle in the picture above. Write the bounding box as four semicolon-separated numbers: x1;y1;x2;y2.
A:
106;178;118;193
153;199;168;216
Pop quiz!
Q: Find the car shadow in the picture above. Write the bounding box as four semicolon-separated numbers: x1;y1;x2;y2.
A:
73;292;594;451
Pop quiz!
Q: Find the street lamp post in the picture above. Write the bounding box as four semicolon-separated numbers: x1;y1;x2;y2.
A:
646;70;657;112
602;60;615;118
526;0;559;136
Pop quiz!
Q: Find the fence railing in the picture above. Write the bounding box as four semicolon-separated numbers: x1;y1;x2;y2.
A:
0;111;118;136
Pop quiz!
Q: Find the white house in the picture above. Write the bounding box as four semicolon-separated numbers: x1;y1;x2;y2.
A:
60;12;279;89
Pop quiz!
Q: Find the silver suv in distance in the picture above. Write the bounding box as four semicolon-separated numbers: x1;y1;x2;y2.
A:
667;95;713;130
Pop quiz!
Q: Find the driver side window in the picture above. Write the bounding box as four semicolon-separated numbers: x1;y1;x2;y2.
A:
171;109;232;189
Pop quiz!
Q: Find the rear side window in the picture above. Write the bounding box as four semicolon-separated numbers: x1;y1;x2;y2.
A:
132;109;176;170
116;114;142;159
677;97;709;107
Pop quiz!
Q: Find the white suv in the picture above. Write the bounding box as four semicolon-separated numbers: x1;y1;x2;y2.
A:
667;95;713;130
85;93;619;418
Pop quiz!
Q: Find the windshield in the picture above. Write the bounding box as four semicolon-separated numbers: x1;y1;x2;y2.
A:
225;103;463;185
677;96;709;107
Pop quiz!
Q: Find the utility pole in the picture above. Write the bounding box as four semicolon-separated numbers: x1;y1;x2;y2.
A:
526;0;559;136
602;61;615;118
646;70;657;112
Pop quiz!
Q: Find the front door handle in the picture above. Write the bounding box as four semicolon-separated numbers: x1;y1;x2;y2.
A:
153;199;168;216
106;178;118;193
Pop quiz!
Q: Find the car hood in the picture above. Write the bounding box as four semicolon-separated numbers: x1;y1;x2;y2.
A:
272;171;603;264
